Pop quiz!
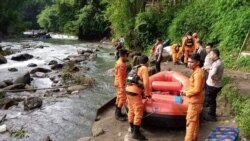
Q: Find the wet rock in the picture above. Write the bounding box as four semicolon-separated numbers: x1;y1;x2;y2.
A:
21;43;31;48
82;75;95;86
0;98;19;109
83;52;91;57
109;52;115;55
33;72;47;78
69;56;87;63
77;137;92;141
51;64;63;70
43;136;52;141
48;60;58;65
25;84;35;92
77;49;94;55
8;67;18;72
11;53;33;61
3;79;13;86
93;48;100;52
71;90;79;95
89;53;97;60
36;45;44;49
30;67;51;74
52;89;60;92
3;83;25;90
14;72;31;85
71;66;80;72
27;63;37;67
0;124;7;133
44;91;53;97
92;127;104;137
24;97;43;111
0;82;7;88
0;54;7;64
67;85;87;93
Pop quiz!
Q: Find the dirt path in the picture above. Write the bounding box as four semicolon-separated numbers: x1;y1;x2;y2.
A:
88;61;248;141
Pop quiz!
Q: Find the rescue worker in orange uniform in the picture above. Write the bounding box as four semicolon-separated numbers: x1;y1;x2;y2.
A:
114;49;128;121
182;32;197;67
126;55;151;140
181;53;205;141
192;32;199;52
171;43;181;65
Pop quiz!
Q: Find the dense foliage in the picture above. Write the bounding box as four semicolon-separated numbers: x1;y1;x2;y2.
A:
0;0;27;35
37;0;108;40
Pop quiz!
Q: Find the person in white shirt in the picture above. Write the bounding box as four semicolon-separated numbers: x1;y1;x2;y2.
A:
153;38;163;72
204;48;224;121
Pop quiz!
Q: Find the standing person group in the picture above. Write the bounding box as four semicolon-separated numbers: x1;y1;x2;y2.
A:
114;47;151;140
113;33;224;140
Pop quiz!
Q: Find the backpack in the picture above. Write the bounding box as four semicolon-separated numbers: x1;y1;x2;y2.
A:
127;65;143;87
185;38;194;47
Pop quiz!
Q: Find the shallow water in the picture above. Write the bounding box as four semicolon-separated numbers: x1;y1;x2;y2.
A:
0;39;116;141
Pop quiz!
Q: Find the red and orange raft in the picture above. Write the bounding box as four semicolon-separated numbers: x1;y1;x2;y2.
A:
143;71;189;127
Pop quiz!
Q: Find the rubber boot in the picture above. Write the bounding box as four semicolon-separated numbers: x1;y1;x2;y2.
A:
129;122;134;133
115;106;127;121
132;125;147;140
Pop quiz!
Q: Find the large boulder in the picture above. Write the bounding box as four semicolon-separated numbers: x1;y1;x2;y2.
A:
30;67;51;74
24;97;43;111
13;72;31;85
11;53;33;61
3;79;13;86
67;85;87;93
0;54;7;64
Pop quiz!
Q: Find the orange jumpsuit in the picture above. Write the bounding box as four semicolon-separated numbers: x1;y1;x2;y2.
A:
114;58;127;108
171;44;180;63
126;65;150;126
182;36;197;64
184;67;205;141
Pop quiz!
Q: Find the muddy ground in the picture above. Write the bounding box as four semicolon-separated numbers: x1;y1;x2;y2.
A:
89;61;249;141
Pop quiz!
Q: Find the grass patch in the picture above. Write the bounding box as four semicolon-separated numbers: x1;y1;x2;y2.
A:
221;77;250;139
12;129;25;139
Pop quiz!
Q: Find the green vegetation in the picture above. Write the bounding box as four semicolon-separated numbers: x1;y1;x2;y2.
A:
37;0;108;40
12;129;25;139
221;82;250;138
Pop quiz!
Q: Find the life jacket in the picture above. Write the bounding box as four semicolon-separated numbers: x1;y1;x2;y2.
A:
185;37;194;47
126;65;143;88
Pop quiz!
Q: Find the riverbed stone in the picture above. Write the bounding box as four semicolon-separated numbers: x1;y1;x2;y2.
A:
51;64;63;70
11;53;33;61
27;63;37;67
109;52;114;55
3;83;26;90
67;85;87;93
77;137;92;141
8;67;18;72
3;79;13;86
0;82;7;88
89;53;97;60
0;98;19;109
30;67;51;74
0;54;7;64
48;60;58;65
92;127;104;137
24;97;43;111
43;136;52;141
33;72;47;78
105;68;114;77
14;72;31;85
77;49;94;55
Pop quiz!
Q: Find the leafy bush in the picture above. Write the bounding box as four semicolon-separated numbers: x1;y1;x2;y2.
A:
221;81;250;138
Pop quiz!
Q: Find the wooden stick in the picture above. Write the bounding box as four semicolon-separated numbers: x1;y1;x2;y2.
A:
237;29;250;60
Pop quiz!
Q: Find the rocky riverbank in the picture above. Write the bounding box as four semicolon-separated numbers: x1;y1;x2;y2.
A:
0;39;116;141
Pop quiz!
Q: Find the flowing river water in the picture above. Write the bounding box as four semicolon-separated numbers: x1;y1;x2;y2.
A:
0;39;116;141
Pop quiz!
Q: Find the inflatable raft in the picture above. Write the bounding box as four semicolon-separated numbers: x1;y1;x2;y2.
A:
142;71;189;127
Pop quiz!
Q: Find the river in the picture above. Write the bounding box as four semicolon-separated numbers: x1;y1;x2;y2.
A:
0;39;116;141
